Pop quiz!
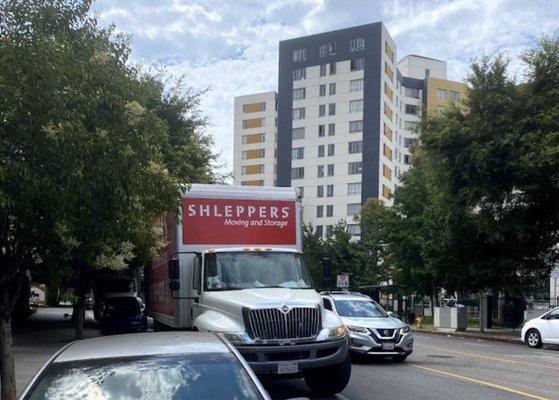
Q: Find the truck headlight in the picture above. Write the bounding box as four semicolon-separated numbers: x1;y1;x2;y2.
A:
327;326;346;340
216;332;250;344
400;325;411;334
346;325;369;334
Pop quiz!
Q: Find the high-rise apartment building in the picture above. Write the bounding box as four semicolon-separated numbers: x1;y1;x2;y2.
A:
233;92;277;186
233;23;467;237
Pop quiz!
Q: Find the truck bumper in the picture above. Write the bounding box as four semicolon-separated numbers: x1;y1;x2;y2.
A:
236;338;348;374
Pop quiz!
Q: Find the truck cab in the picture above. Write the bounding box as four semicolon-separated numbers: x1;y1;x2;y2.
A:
147;185;351;395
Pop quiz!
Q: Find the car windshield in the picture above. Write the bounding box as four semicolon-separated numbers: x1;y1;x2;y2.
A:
24;353;263;400
334;300;388;318
205;252;313;290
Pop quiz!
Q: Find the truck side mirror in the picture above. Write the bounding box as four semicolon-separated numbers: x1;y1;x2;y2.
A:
169;280;180;291
168;259;180;280
322;257;332;279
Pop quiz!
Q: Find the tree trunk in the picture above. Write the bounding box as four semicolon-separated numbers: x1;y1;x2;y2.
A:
0;316;17;400
74;296;85;340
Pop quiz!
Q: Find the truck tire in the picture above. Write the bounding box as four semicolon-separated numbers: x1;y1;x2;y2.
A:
303;354;351;396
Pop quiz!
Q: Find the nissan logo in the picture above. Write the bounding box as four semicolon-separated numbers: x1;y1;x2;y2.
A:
383;330;390;336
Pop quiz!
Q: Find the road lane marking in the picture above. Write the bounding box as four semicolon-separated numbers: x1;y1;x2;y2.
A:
416;345;559;371
408;364;550;400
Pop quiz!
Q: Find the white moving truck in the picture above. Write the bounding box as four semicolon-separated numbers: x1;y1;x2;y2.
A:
146;184;350;395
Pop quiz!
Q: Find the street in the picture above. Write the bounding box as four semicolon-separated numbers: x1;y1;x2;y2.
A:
266;334;559;400
13;308;559;400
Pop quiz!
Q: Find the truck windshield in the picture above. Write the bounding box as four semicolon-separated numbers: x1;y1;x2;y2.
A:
205;252;313;291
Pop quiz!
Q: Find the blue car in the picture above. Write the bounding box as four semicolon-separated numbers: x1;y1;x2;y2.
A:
98;296;149;335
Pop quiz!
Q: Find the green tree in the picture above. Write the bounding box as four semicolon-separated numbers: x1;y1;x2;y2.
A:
0;1;215;397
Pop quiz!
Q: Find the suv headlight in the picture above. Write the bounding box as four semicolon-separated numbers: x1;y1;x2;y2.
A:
326;326;346;340
346;325;369;334
400;325;411;334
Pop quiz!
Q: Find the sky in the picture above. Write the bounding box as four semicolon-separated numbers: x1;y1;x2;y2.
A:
93;0;559;175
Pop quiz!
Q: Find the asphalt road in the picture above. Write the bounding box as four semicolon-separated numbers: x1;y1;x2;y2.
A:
265;334;559;400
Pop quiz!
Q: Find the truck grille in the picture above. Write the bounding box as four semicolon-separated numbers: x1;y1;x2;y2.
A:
247;307;320;341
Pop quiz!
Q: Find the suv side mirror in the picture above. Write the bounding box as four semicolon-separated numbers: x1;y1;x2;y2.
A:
322;257;332;279
168;259;180;280
169;280;180;291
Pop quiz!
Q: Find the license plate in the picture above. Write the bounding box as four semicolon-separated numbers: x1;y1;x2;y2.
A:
382;342;395;351
277;361;299;374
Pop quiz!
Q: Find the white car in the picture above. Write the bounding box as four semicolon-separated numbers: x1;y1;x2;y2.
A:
19;332;270;399
521;306;559;348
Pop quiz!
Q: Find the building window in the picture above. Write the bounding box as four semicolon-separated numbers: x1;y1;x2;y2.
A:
347;203;361;216
329;83;336;95
242;149;265;159
320;64;327;76
242;164;264;175
328;123;335;136
347;224;361;236
436;89;447;100
243;102;266;113
242;133;265;144
317;165;324;178
349;120;363;133
316;225;323;237
347;182;361;196
326;225;333;235
292;147;304;160
385;62;394;81
319;42;337;57
326;184;334;197
292;127;305;140
349;99;363;113
328;144;335;156
316;205;324;218
425;68;430;77
329;62;336;75
329;103;336;115
383;143;393;160
293;68;306;81
293;107;306;120
291;167;304;179
348;161;362;174
382;184;391;198
403;137;417;148
293;49;307;62
326;205;334;217
319;84;326;97
242;118;264;129
385;41;394;62
241;180;264;187
405;87;420;98
383;164;391;180
318;145;325;157
318;124;325;137
404;154;412;165
293;88;306;101
405;104;419;115
350;58;364;71
317;185;324;198
327;164;334;176
319;104;326;117
348;141;362;154
404;121;419;130
350;79;364;92
449;90;460;101
350;37;365;52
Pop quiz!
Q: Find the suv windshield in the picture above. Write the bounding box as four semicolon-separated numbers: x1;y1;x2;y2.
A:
334;299;388;318
25;353;263;400
205;252;313;290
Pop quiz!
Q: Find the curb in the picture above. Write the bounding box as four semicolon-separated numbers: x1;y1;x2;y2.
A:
412;328;523;345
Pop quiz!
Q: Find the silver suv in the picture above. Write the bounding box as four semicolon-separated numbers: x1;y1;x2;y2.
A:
322;291;413;361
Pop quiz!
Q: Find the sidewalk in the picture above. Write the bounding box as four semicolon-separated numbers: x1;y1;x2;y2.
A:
412;325;522;344
12;307;98;395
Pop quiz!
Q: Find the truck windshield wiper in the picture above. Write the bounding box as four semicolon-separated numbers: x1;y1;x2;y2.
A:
207;287;243;291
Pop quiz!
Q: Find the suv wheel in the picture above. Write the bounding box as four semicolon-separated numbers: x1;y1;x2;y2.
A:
526;329;543;348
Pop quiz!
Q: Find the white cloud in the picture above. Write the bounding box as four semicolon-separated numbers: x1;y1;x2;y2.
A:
93;0;559;176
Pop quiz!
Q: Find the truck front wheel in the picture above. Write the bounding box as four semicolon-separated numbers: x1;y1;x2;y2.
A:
303;354;351;396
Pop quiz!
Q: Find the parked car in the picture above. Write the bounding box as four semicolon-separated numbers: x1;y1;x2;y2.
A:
98;295;149;335
19;332;270;400
322;291;413;361
522;306;559;348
